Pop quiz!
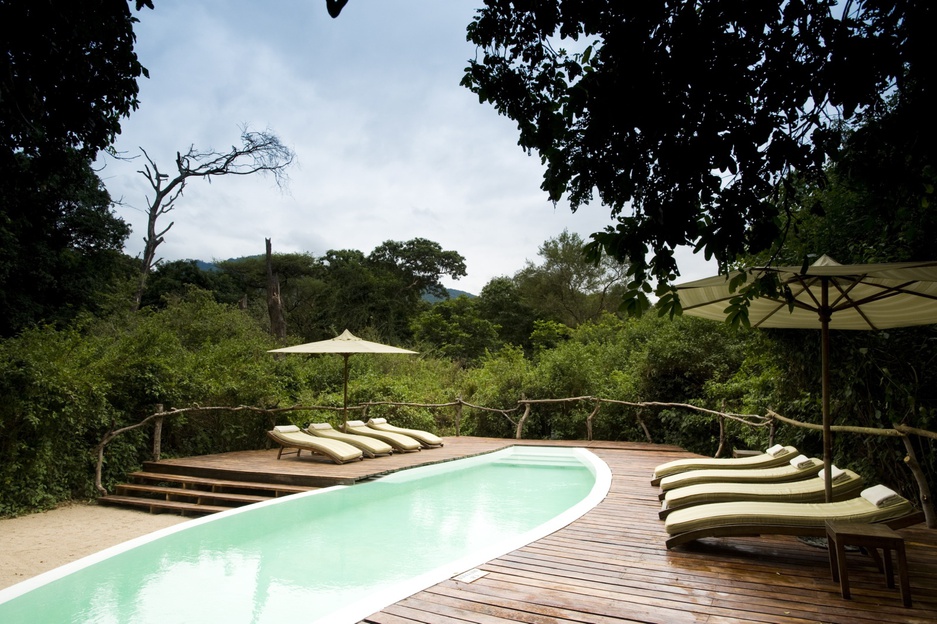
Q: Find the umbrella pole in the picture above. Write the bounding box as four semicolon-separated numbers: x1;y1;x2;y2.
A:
821;278;833;502
342;353;350;428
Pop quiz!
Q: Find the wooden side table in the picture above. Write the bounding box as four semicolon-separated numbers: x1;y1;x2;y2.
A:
825;520;911;607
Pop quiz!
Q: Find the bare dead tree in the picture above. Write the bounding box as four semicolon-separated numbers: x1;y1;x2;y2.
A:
132;127;295;310
266;238;287;340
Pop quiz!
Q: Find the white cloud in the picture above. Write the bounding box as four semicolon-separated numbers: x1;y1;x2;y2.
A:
101;0;716;295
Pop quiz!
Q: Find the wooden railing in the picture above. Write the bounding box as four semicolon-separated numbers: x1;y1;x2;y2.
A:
93;397;936;528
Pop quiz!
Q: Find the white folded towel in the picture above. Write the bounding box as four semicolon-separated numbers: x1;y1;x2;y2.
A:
765;444;786;456
861;484;903;508
789;454;814;469
273;424;301;433
818;465;847;483
307;423;331;430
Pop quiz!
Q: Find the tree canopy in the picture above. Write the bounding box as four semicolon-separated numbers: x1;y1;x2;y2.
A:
1;0;152;335
462;0;936;312
1;0;150;161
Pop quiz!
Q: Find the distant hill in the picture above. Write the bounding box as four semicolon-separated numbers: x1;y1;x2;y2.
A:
423;288;476;303
193;259;220;272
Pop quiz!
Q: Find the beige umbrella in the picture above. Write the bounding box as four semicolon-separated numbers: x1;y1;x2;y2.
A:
675;255;937;500
269;329;417;423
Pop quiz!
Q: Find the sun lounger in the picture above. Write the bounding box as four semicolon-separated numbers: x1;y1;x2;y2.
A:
659;467;865;519
305;423;394;457
664;486;924;549
367;417;444;448
651;444;798;486
267;425;363;464
343;419;421;452
658;455;823;497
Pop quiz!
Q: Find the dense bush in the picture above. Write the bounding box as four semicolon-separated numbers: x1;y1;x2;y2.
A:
2;285;934;517
0;291;284;515
0;326;122;514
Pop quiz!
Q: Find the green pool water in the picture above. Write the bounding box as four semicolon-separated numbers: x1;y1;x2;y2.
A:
0;446;609;623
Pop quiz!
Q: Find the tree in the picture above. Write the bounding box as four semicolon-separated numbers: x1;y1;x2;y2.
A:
367;238;467;301
1;0;151;161
132;128;295;309
219;252;327;339
1;0;151;334
462;1;936;313
265;238;287;340
411;296;500;365
513;230;627;327
365;238;467;340
476;276;538;350
318;248;382;334
139;259;242;309
0;150;133;336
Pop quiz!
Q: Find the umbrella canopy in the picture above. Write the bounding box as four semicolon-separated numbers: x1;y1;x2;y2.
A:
269;329;417;423
675;255;937;500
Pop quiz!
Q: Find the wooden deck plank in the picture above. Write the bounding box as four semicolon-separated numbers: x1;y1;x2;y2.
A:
126;438;937;623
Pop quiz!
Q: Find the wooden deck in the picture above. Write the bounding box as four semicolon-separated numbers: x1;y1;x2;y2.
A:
139;438;937;623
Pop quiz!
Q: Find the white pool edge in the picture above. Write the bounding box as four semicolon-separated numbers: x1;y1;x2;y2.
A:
0;482;349;604
0;445;612;623
319;446;612;624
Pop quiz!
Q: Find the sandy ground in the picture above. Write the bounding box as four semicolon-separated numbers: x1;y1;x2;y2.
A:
0;503;190;591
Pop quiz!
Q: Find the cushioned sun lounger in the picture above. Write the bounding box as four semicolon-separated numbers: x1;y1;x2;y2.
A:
651;444;798;486
658;455;823;497
367;417;444;448
664;486;924;549
267;425;363;464
344;420;421;452
305;422;393;458
659;467;865;519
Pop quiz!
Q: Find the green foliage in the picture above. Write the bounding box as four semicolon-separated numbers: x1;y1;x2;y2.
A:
1;1;148;336
514;230;627;327
1;0;149;160
529;320;572;352
475;276;537;350
411;296;500;365
460;346;533;437
0;151;133;336
0;326;120;514
0;290;282;516
463;1;933;304
142;260;244;308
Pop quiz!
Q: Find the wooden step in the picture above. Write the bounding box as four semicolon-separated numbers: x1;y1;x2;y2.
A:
129;471;315;496
98;495;231;516
115;483;269;506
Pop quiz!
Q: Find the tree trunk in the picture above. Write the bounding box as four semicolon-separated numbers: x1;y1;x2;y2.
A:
266;238;287;340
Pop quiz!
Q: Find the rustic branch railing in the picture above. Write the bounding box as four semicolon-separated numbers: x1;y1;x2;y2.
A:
766;410;934;528
93;396;935;528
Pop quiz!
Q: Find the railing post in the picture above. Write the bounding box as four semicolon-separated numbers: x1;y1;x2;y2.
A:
516;403;531;439
715;415;726;458
586;400;601;442
152;404;164;462
900;434;935;528
455;396;463;436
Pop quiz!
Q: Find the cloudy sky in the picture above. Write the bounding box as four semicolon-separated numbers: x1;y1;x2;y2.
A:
99;0;715;295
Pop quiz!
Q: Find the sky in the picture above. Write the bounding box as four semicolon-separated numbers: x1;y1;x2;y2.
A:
99;0;716;295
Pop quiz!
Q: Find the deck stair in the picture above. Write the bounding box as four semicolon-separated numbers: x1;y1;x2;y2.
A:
98;470;316;516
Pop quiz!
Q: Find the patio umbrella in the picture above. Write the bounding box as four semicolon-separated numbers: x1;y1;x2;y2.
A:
269;329;417;424
675;255;937;500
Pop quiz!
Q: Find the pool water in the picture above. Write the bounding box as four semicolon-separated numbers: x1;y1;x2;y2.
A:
0;446;610;623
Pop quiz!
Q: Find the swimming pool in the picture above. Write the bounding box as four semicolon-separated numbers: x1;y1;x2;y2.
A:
0;446;610;623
